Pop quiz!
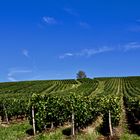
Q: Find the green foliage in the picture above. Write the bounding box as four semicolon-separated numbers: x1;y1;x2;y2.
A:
29;92;122;131
1;77;140;138
0;96;29;120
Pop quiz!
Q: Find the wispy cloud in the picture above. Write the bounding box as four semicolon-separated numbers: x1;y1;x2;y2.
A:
8;70;32;77
79;22;91;29
59;47;113;59
128;25;140;32
78;47;113;56
59;53;73;59
8;69;32;81
43;16;57;25
128;19;140;32
136;19;140;23
22;49;29;58
59;42;140;59
8;77;17;82
64;8;79;16
123;42;140;51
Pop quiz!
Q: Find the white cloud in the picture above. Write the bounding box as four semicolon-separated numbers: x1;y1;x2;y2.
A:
64;8;79;16
43;16;57;24
59;42;140;59
59;53;73;59
22;49;29;57
76;47;113;57
79;22;90;29
128;25;140;32
65;53;73;56
123;42;140;51
7;69;32;82
136;19;140;23
59;47;113;59
8;70;32;76
8;77;17;82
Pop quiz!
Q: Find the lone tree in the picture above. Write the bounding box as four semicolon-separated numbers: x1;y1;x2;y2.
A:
76;70;87;79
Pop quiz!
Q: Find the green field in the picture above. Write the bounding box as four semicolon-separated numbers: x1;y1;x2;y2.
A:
0;77;140;139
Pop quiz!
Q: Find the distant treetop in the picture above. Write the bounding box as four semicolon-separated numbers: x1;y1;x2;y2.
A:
76;70;87;79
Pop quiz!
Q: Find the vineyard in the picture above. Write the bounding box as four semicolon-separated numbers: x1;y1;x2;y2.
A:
0;77;140;139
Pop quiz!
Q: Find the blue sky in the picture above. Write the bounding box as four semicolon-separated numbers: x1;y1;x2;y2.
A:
0;0;140;82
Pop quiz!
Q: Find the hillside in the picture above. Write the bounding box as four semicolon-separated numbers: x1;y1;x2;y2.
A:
0;76;140;140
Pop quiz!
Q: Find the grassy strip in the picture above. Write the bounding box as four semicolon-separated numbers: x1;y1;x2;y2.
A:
34;130;100;140
120;133;140;140
2;121;140;140
0;121;31;140
35;129;64;140
76;131;100;140
0;121;100;140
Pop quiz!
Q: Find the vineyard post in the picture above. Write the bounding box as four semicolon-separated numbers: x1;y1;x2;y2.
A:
3;103;9;124
0;116;2;124
51;122;54;129
71;112;75;137
32;106;36;135
109;110;113;136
